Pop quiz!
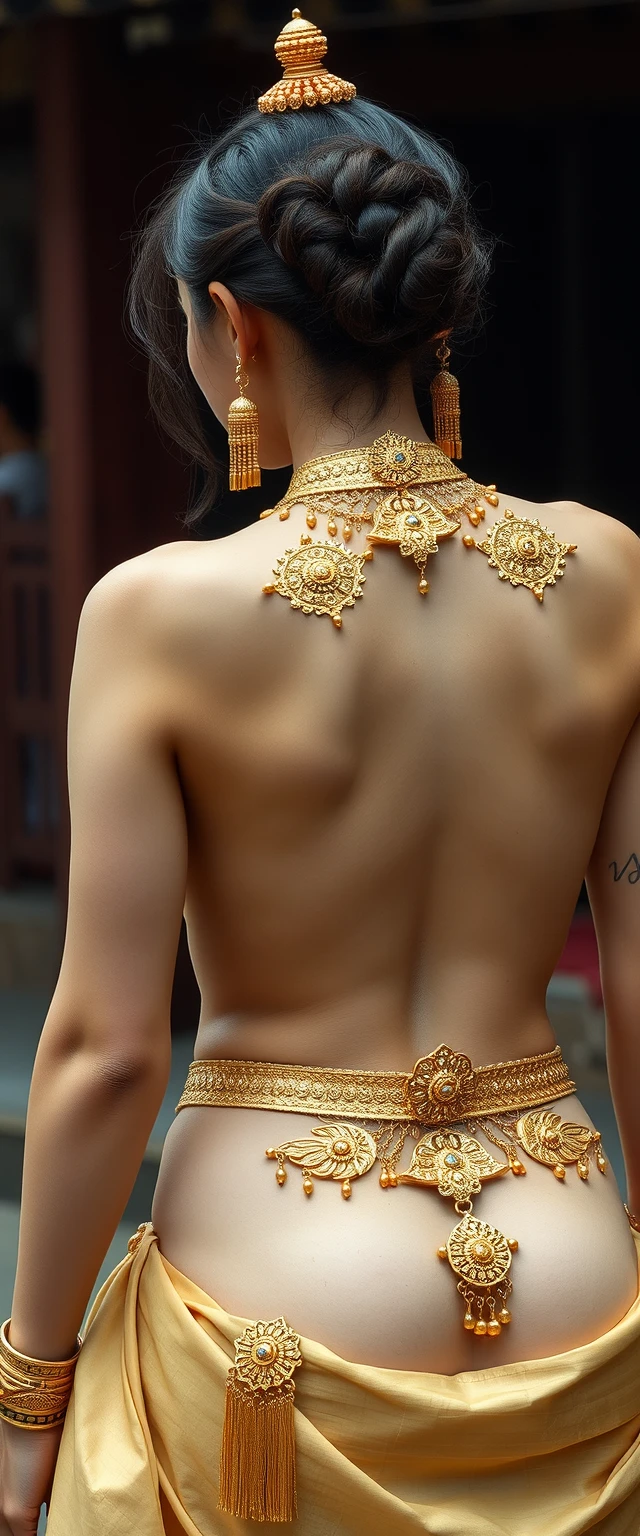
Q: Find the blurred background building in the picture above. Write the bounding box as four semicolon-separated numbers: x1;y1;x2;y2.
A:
0;0;638;1320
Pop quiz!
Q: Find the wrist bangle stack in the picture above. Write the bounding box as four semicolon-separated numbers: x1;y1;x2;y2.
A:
0;1320;82;1431
624;1205;640;1234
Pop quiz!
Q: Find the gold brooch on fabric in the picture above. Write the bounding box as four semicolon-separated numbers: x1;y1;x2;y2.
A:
470;508;577;601
219;1317;302;1523
258;9;356;114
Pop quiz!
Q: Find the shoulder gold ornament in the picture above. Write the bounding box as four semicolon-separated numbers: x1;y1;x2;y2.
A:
263;538;371;627
474;508;577;601
258;10;356;114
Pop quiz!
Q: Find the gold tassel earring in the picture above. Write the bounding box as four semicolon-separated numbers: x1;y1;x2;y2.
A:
430;340;462;461
228;355;261;491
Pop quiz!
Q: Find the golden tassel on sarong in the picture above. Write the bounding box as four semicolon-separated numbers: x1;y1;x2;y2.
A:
430;341;462;460
218;1317;302;1523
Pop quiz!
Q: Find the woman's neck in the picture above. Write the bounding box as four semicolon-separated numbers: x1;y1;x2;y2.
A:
284;370;428;471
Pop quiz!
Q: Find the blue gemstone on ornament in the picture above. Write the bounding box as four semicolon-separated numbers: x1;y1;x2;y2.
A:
395;452;405;463
445;1153;459;1166
256;1345;269;1359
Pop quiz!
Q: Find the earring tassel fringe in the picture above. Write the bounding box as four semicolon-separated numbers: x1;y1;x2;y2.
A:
228;394;261;491
431;352;462;461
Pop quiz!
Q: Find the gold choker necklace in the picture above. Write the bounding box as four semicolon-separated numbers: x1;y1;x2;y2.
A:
260;432;577;627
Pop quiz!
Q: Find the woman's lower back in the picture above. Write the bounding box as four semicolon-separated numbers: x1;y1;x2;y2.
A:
152;1088;638;1375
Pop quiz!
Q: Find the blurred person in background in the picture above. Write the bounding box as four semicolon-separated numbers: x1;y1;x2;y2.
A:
1;10;640;1536
0;362;47;520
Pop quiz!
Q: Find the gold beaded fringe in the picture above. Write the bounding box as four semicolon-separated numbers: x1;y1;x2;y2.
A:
228;359;261;491
431;342;462;461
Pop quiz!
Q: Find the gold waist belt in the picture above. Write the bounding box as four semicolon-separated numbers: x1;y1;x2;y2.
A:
177;1043;574;1125
176;1042;610;1353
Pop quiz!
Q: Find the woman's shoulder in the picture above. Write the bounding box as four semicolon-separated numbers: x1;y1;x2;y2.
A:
76;532;265;660
504;490;640;590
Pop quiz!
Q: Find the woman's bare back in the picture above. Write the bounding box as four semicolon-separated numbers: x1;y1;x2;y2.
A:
147;487;640;1371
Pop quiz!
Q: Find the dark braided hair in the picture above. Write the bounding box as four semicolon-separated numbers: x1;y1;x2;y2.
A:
130;99;491;520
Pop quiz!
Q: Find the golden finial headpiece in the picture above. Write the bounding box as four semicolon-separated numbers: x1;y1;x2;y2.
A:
257;9;356;114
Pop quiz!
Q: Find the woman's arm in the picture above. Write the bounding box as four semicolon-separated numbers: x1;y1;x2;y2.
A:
587;710;640;1216
9;560;188;1360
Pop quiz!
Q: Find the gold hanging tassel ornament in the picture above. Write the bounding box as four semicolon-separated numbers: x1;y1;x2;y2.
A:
430;341;462;461
228;356;261;491
219;1317;302;1523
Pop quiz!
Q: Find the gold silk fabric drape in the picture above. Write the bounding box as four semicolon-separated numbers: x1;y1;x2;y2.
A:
48;1224;640;1535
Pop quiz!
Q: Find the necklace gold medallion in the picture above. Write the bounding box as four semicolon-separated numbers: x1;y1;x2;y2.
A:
260;432;576;622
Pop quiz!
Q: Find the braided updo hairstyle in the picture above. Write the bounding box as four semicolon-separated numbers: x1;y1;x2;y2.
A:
130;98;491;518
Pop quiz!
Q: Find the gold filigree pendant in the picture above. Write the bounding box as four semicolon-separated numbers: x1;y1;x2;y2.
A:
398;1129;510;1201
474;509;577;601
440;1212;516;1337
398;1129;516;1337
516;1109;606;1180
263;538;372;627
266;1122;377;1199
368;490;460;595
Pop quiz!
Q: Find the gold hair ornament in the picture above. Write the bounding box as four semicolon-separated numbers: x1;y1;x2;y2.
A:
0;1321;82;1430
228;356;261;491
258;10;356;114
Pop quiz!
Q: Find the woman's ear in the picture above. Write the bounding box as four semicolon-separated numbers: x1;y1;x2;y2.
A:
208;283;259;365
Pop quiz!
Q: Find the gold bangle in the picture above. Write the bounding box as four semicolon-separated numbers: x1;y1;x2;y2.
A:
624;1204;640;1233
0;1320;81;1431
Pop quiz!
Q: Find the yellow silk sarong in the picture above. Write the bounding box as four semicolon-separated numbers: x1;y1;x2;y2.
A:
48;1225;640;1535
